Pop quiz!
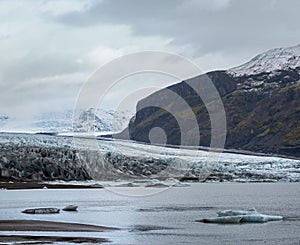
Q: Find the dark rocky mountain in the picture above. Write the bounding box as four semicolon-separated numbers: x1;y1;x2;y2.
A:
118;45;300;157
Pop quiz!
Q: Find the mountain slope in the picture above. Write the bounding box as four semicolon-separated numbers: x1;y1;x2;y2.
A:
73;108;132;133
119;44;300;157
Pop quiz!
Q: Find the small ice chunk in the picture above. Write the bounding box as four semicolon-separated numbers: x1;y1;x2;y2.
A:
216;209;282;223
217;209;257;217
240;214;268;223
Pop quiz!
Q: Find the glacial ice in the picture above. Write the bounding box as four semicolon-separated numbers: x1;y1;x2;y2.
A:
217;208;283;222
0;133;299;182
217;208;257;217
206;209;284;223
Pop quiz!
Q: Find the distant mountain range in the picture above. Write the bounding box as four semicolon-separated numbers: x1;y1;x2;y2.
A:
118;44;300;158
0;109;132;134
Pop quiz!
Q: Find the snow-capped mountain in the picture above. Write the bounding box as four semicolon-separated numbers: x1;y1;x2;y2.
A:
73;108;133;133
0;109;133;134
229;44;300;76
124;44;300;158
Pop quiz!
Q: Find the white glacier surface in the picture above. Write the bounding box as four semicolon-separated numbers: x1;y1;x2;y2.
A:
0;133;299;182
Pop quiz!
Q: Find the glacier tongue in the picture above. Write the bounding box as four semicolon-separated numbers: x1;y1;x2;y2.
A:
0;133;299;182
229;44;300;76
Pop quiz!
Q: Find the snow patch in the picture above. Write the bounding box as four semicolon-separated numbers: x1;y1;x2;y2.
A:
229;44;300;76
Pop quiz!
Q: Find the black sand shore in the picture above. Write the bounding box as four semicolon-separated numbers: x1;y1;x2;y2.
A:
0;220;118;244
0;181;103;190
0;235;108;244
0;220;118;232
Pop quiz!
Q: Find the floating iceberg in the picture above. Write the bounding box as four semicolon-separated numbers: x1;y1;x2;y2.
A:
217;208;257;217
145;183;169;188
198;209;282;224
22;208;60;214
197;216;242;224
111;179;191;188
260;214;283;221
240;214;267;223
62;205;78;212
239;214;282;222
217;208;282;222
172;182;191;187
114;182;140;187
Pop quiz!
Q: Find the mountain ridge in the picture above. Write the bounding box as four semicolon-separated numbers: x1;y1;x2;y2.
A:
117;44;300;157
229;44;300;76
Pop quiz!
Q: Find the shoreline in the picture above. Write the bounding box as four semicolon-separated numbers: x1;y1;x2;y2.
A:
0;235;108;244
0;220;118;232
0;220;116;244
0;181;299;191
0;181;104;190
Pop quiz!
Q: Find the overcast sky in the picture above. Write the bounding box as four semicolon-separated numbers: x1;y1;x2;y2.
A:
0;0;299;117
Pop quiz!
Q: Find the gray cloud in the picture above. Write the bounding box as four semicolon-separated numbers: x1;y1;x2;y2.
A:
53;0;300;64
0;0;299;119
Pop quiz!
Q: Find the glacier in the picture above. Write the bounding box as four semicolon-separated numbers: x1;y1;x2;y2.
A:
0;133;299;182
